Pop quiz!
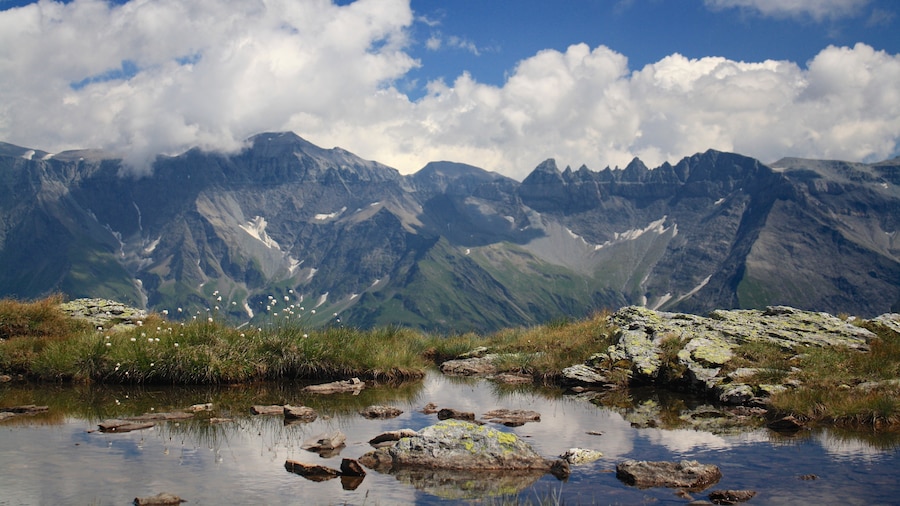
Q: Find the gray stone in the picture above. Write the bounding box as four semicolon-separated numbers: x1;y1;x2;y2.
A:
250;405;283;416
284;405;318;422
358;420;561;475
440;355;499;376
482;409;541;426
302;377;365;394
359;405;403;419
133;492;185;505
560;448;603;465
616;459;721;490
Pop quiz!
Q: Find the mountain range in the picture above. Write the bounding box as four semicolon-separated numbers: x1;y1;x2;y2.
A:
1;132;897;332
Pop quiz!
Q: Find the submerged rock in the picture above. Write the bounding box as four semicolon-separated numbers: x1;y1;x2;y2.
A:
250;405;283;416
616;459;721;491
358;405;403;419
97;419;155;433
284;405;318;422
708;489;758;504
302;431;346;455
133;492;185;505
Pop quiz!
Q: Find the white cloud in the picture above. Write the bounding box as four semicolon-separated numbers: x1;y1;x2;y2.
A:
0;0;898;180
704;0;871;21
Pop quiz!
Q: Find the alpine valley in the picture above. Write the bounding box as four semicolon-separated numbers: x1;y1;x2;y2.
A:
1;132;898;332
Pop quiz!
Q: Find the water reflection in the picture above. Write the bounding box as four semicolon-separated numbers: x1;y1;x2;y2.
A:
2;372;900;504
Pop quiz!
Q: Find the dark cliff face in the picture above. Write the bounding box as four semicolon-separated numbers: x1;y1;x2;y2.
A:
0;133;897;331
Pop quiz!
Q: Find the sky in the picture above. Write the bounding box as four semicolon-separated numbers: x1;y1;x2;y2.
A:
0;0;898;179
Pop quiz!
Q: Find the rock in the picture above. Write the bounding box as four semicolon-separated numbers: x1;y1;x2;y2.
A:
869;313;900;334
708;489;757;504
283;405;318;422
421;402;439;414
616;459;722;491
767;415;805;433
359;405;403;419
340;458;367;477
482;409;540;426
560;448;603;465
59;298;146;332
1;404;49;416
133;492;185;505
358;420;563;477
492;373;533;384
187;403;212;412
437;408;475;421
302;431;346;454
369;429;418;447
126;412;194;421
562;363;610;385
250;405;283;415
565;305;877;402
284;460;341;481
440;355;499;376
302;377;365;394
98;419;155;433
0;375;11;382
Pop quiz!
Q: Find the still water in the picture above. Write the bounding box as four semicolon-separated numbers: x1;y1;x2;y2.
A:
1;372;899;505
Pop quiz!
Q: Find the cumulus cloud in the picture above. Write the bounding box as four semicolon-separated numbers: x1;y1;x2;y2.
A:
704;0;871;21
0;0;898;179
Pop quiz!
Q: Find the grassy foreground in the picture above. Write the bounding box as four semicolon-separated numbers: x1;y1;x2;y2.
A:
0;296;613;385
2;295;900;429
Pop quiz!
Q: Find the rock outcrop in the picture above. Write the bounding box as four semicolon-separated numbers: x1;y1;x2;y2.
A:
564;305;878;404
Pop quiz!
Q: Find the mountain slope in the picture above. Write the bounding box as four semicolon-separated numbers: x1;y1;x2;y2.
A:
0;133;897;331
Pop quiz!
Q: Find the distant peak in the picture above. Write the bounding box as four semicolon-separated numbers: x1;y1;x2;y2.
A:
534;158;560;174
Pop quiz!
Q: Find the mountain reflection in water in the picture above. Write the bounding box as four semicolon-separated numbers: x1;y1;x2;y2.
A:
1;371;899;504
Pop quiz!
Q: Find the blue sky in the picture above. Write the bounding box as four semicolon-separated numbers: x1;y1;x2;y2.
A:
0;0;898;178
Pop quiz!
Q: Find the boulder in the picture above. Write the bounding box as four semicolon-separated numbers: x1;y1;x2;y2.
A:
250;405;283;416
560;448;603;465
440;355;500;376
358;420;565;478
482;409;540;426
284;405;318;422
708;489;757;504
369;429;418;447
59;298;146;332
616;459;721;490
302;377;365;394
767;415;805;433
359;405;403;419
284;460;341;481
437;408;475;421
302;431;346;455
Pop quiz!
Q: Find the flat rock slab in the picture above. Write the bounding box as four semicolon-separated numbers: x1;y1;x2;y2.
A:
302;378;365;394
369;429;418;447
284;460;341;482
437;408;475;421
482;409;541;426
98;419;155;433
133;493;185;505
0;405;49;420
251;405;284;415
302;431;347;452
616;459;721;491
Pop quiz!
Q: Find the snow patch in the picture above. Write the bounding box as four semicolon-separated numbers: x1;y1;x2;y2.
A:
349;293;359;300
288;257;302;275
315;207;347;220
371;278;380;287
315;293;328;308
41;153;54;161
714;197;725;205
21;150;34;160
243;302;254;319
370;202;380;207
143;237;161;255
305;268;318;281
465;248;471;255
239;216;281;250
504;216;515;224
595;216;670;250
